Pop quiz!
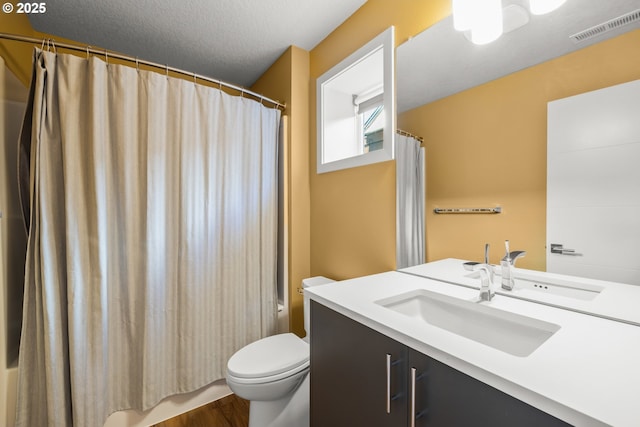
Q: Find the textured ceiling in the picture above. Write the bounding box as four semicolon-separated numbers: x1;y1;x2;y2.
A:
28;0;367;88
397;0;640;113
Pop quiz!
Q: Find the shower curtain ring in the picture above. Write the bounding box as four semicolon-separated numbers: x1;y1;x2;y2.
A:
165;64;169;77
86;46;91;59
135;57;139;71
40;38;46;50
193;72;197;84
104;49;109;64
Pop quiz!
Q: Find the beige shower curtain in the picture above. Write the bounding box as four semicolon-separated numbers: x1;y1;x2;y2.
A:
396;133;425;268
16;48;280;427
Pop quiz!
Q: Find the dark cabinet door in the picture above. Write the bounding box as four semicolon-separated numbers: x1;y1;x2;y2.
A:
311;302;571;427
408;348;571;427
311;301;408;427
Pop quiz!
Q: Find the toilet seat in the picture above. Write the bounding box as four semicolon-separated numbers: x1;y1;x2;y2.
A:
227;333;309;384
227;362;309;385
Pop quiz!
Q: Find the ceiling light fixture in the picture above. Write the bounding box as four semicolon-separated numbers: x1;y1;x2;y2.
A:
452;0;503;45
529;0;567;15
452;0;567;45
452;0;475;31
472;0;504;44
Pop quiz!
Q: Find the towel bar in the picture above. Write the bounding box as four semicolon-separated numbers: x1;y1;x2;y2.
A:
433;207;502;214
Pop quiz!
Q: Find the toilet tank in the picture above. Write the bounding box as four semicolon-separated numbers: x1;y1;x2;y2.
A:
302;276;335;339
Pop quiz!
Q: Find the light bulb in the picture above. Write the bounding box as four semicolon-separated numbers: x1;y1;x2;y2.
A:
529;0;567;15
452;0;475;31
470;0;504;45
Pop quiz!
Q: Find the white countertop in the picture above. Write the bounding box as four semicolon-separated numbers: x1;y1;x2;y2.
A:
306;266;640;426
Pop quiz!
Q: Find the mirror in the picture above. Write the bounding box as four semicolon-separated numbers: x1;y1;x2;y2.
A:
397;1;640;112
395;0;640;274
317;26;395;174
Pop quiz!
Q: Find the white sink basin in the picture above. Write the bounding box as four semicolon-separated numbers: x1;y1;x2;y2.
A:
376;289;560;357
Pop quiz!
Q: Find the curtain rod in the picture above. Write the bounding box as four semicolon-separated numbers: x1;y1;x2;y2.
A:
397;129;424;143
0;32;286;111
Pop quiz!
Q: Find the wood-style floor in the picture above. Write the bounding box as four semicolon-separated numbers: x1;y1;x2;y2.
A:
152;394;249;427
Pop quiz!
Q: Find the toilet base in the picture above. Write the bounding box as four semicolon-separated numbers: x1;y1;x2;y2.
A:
248;375;309;427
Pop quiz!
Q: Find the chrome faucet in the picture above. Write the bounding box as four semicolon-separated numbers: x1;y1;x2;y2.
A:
462;243;496;301
500;240;526;291
473;264;494;302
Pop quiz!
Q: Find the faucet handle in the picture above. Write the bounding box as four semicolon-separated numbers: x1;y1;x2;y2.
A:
484;243;490;264
502;250;526;265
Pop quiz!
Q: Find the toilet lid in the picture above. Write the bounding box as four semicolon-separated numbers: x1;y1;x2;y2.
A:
227;333;309;379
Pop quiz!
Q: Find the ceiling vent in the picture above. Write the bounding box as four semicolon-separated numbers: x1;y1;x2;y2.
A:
570;9;640;43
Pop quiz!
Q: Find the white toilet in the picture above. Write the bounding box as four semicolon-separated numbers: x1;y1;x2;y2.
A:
226;276;334;427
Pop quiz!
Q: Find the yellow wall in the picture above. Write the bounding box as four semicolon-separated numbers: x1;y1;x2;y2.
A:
0;7;135;82
399;29;640;270
309;0;451;280
310;2;640;281
252;47;311;336
0;2;39;85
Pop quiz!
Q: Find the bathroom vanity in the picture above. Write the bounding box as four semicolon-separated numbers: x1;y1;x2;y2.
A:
306;261;640;426
311;302;569;426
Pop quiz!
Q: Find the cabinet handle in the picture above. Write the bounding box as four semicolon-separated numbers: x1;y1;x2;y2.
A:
410;367;417;427
386;353;392;414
